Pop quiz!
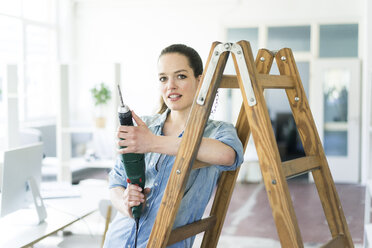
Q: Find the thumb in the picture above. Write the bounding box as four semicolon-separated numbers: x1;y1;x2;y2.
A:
131;111;146;126
144;187;151;195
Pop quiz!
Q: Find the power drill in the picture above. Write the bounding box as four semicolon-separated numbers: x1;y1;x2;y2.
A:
117;85;146;247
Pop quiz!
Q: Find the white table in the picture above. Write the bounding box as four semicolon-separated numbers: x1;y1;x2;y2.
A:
0;181;109;248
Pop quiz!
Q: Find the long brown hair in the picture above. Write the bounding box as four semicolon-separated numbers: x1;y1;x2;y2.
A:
157;44;203;114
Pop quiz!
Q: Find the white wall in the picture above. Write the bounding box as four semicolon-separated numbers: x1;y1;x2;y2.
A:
70;0;372;182
73;0;364;116
361;0;372;183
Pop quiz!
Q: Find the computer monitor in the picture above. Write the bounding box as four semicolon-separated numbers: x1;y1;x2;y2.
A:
0;143;47;223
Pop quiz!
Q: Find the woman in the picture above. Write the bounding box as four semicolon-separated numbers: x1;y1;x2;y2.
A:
104;44;244;248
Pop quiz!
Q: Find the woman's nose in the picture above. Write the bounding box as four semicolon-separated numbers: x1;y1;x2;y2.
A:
167;77;177;89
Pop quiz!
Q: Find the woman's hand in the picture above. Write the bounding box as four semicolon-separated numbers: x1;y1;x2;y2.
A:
111;186;151;218
117;111;155;154
122;185;151;218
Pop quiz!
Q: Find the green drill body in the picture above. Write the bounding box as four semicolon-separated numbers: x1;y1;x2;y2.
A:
118;106;146;220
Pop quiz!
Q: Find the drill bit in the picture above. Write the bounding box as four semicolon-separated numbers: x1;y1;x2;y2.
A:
117;85;125;107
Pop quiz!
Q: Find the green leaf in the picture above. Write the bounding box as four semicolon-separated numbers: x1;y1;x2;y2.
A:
90;82;112;106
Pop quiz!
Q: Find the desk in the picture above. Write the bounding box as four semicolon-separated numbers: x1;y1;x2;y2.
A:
0;181;109;248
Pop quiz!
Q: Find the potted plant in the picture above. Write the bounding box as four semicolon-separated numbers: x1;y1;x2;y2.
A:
91;82;111;128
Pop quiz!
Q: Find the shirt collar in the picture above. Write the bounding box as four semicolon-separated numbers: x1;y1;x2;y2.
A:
148;108;170;129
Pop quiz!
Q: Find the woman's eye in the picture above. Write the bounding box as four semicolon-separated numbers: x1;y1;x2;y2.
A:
159;77;167;82
177;74;187;80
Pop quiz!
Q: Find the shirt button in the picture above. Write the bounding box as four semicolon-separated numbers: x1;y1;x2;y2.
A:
154;183;158;186
146;203;150;207
128;245;131;248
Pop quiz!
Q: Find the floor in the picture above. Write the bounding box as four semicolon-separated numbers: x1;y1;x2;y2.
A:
34;179;365;248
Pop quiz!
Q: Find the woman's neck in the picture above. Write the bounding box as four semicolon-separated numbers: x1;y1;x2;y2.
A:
163;108;190;136
169;110;189;125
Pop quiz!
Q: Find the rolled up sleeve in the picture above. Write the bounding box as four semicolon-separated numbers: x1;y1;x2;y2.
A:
108;157;128;189
213;122;244;171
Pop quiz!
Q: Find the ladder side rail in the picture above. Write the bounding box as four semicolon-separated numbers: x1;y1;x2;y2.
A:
147;42;229;248
201;47;276;248
275;48;354;247
234;40;303;247
200;105;247;248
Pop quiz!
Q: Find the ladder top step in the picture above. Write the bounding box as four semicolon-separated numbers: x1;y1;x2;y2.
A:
220;74;295;89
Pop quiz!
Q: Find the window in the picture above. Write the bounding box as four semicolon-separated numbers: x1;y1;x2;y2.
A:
0;16;22;62
267;26;311;52
319;24;358;58
227;28;259;54
0;0;58;123
0;0;58;149
24;25;57;121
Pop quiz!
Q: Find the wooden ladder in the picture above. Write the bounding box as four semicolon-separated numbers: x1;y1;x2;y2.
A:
147;40;354;248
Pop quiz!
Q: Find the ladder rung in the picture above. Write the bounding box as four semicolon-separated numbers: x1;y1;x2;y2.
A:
220;75;239;88
167;216;217;246
282;156;321;178
321;235;346;248
258;74;295;89
219;74;295;89
192;160;209;169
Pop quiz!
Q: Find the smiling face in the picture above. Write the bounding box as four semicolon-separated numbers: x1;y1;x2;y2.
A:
158;53;200;114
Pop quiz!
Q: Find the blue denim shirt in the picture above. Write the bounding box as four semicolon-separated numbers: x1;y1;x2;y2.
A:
104;109;244;248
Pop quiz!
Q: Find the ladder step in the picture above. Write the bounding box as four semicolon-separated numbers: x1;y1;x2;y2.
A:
259;74;295;89
192;154;321;174
282;156;321;178
220;75;239;88
219;74;295;89
167;216;217;246
321;235;346;248
192;160;209;170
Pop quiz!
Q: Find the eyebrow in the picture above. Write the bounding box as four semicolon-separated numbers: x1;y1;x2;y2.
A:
158;69;188;76
174;69;188;74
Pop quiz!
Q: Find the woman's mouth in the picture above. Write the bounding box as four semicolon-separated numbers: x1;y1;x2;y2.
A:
168;94;182;101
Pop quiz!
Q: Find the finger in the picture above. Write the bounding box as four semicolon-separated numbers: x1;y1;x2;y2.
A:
118;131;130;139
117;139;124;147
128;190;145;201
117;137;131;147
117;148;133;155
117;144;136;154
128;195;145;203
131;111;146;126
117;125;130;132
118;125;133;133
128;200;142;208
117;148;126;154
127;184;143;192
128;190;145;199
117;131;128;140
117;129;130;140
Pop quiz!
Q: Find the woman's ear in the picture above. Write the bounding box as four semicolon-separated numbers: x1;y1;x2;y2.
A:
197;75;202;83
